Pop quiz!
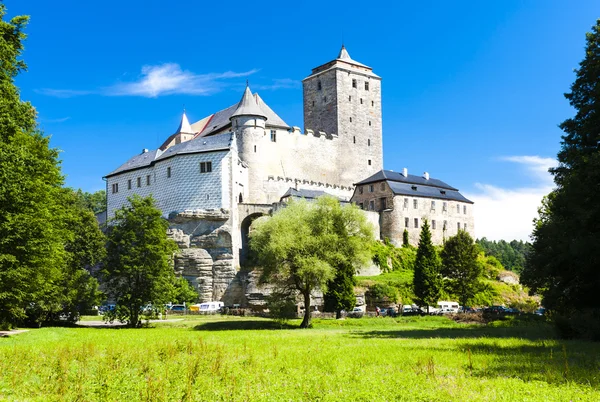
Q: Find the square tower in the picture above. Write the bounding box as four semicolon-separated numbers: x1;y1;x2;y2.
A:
303;46;383;185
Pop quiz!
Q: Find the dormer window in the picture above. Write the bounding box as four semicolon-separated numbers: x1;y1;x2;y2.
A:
411;185;417;191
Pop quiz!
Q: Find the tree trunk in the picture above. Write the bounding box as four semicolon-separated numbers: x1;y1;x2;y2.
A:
300;291;312;328
336;310;342;319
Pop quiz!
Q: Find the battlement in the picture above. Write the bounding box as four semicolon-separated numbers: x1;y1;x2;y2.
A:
266;175;353;191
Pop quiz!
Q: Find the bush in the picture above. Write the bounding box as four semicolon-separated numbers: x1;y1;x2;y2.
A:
266;292;297;322
365;283;398;305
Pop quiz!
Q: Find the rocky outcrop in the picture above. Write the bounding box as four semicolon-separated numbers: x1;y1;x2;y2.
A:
497;271;520;285
174;248;214;301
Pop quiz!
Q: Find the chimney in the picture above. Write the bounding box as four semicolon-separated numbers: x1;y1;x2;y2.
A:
142;148;149;154
424;172;429;180
402;168;408;177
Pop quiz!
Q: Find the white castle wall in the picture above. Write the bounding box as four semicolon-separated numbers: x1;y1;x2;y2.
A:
106;150;230;219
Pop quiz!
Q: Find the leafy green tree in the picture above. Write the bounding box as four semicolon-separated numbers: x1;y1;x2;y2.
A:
74;189;107;214
441;230;483;308
413;220;442;313
522;21;600;333
0;7;71;328
102;195;178;327
402;229;410;247
250;196;374;328
171;276;198;305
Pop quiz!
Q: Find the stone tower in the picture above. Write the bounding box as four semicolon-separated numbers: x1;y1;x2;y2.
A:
231;85;268;203
302;45;383;186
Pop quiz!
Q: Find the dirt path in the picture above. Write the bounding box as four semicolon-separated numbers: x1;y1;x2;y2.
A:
0;330;29;337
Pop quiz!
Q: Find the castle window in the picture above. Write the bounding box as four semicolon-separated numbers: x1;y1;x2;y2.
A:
442;202;447;211
254;119;256;128
380;198;386;210
146;175;151;185
413;199;418;209
350;117;352;122
457;222;461;231
359;186;363;194
359;202;364;210
323;96;327;102
404;198;409;208
360;98;363;104
353;136;356;144
431;200;435;210
372;100;374;106
349;95;351;102
369;200;375;210
317;81;322;90
369;121;371;126
270;130;276;142
464;223;467;230
137;177;141;188
368;139;371;146
167;167;171;178
443;220;447;230
368;159;372;166
457;204;460;213
200;161;212;173
464;205;467;214
380;182;385;191
111;183;118;194
312;101;315;107
405;217;409;228
352;79;357;88
127;179;131;190
369;185;374;193
414;218;419;228
365;82;369;91
254;145;256;153
432;220;436;229
239;193;243;203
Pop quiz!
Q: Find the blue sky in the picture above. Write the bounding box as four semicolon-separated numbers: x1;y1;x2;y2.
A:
10;1;600;241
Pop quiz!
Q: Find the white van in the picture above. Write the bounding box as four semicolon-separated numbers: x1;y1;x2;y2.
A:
437;301;460;313
190;301;224;313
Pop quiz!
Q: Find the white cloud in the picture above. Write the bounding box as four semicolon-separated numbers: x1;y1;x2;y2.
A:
464;155;558;242
38;63;259;98
40;116;71;123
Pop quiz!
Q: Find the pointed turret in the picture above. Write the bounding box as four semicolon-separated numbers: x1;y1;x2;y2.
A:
176;111;194;134
338;44;351;60
230;85;267;120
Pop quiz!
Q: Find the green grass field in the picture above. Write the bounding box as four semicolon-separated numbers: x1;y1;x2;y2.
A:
1;315;599;401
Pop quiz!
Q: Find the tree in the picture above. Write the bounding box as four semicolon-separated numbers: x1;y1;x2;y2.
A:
102;195;178;327
441;230;482;308
412;220;442;313
250;196;374;328
171;276;198;305
74;189;107;215
324;262;356;319
402;229;410;247
0;6;71;328
522;21;600;331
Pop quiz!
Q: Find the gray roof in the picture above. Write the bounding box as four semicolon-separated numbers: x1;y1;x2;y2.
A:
336;45;370;68
230;86;267;120
388;181;473;204
105;132;232;177
254;93;290;128
280;188;336;200
355;170;458;191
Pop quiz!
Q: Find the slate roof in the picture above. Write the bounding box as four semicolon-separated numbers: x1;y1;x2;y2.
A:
193;90;290;138
105;132;233;177
355;169;473;204
280;188;334;200
231;86;267;120
388;181;473;204
355;170;458;191
337;45;370;68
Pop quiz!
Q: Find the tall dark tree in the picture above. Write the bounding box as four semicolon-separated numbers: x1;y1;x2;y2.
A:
522;21;600;328
413;220;442;313
441;230;482;309
324;262;356;319
102;195;178;327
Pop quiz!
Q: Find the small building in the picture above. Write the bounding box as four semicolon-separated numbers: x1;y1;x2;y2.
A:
350;169;474;246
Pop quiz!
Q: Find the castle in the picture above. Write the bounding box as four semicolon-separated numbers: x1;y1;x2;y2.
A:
104;46;474;304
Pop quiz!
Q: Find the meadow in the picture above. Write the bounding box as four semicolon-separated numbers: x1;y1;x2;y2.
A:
0;315;599;401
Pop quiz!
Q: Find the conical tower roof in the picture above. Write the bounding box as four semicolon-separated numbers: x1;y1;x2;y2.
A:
175;111;194;134
230;85;267;120
338;45;351;60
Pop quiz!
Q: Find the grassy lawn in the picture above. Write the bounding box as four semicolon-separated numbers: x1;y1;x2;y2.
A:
1;315;599;401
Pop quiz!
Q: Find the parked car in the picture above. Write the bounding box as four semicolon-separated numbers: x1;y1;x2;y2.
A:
534;307;546;316
169;304;187;312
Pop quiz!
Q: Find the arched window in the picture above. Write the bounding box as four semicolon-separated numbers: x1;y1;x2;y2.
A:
239;193;243;203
